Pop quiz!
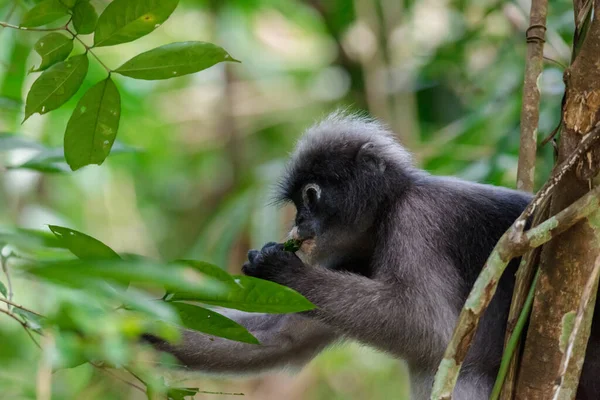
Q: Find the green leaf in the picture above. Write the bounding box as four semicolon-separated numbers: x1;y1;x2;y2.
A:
167;388;199;400
7;142;137;173
114;42;238;80
93;0;179;47
0;133;45;151
48;225;120;260
0;227;66;249
24;259;226;295
175;260;237;286
72;1;97;34
7;148;70;173
0;281;7;298
24;54;89;121
59;0;77;8
31;33;73;72
170;302;258;344
64;78;121;171
168;275;315;313
20;0;69;28
13;308;44;331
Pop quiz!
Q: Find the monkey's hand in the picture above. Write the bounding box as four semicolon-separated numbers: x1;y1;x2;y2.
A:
242;242;306;287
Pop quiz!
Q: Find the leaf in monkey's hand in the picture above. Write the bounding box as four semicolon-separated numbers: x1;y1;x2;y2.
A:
168;275;315;313
32;33;74;72
283;239;301;252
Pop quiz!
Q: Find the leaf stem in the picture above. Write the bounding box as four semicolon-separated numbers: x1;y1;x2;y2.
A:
0;297;43;317
65;27;112;73
0;21;68;32
1;252;14;309
0;307;41;348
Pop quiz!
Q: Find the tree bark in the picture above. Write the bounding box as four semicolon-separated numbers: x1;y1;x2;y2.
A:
514;6;600;398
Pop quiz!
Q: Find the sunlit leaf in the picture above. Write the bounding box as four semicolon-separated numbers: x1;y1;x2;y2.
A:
0;133;45;151
93;0;179;47
31;33;73;72
20;0;69;28
170;302;258;344
175;260;237;286
114;42;239;80
24;54;89;121
64;78;121;171
49;225;120;260
72;1;97;34
25;259;226;295
168;275;315;313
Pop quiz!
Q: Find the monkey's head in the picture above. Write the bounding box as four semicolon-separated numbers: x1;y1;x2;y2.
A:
275;112;415;269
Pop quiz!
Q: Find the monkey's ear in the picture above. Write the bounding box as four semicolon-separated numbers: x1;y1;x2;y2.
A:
357;142;386;173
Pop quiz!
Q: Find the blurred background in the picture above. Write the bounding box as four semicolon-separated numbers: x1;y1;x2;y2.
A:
0;0;576;398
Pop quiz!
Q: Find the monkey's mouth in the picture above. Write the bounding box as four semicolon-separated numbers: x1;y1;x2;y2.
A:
288;226;316;254
289;226;313;242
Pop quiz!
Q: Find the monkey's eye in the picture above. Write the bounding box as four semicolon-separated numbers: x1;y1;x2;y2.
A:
302;184;321;208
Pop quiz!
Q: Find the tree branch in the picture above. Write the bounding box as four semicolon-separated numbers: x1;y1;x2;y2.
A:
431;182;600;399
517;0;549;192
551;254;600;399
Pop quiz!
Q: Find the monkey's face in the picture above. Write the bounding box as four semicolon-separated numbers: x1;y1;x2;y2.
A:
287;181;376;268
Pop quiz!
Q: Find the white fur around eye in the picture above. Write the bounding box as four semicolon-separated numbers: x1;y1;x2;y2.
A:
302;183;321;205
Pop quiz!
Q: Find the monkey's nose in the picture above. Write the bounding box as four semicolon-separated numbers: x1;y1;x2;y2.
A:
289;226;300;240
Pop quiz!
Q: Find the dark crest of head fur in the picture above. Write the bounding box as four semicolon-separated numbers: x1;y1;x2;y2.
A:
274;111;415;206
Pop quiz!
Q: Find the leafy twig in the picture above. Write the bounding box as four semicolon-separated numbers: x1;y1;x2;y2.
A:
0;298;43;317
65;27;112;73
0;20;68;32
0;307;41;348
1;252;14;309
93;364;146;393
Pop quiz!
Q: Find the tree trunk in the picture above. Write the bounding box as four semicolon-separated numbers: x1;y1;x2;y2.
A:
514;4;600;398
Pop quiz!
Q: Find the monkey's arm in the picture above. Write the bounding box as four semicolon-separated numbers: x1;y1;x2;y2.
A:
145;309;337;373
243;245;456;361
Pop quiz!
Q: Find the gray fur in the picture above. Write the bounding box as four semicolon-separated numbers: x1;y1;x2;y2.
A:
151;112;599;399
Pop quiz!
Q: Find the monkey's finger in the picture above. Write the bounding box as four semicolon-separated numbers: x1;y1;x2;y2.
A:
261;242;278;251
247;249;260;263
241;262;253;276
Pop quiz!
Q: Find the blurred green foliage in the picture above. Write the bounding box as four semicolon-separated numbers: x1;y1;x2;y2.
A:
0;0;577;399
